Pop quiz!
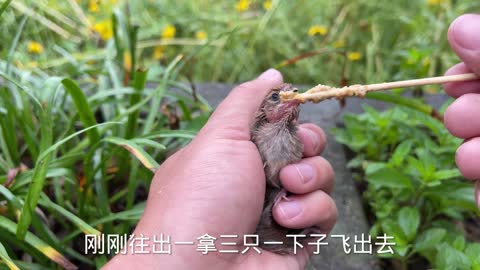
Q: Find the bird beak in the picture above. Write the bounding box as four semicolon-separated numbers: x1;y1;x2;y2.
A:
280;99;300;112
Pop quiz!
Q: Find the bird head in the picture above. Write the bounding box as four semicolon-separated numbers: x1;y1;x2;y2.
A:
259;83;300;124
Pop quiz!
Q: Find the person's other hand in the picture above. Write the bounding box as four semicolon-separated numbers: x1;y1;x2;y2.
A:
104;69;337;270
443;14;480;209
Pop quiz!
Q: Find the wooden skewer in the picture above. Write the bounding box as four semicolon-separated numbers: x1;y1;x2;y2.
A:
281;73;480;103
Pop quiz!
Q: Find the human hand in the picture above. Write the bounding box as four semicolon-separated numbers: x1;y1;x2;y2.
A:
104;69;337;270
443;14;480;209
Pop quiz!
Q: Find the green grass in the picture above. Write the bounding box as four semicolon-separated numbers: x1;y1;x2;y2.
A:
0;0;480;269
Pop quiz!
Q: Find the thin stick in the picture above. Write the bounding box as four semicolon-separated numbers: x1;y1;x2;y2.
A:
281;73;479;103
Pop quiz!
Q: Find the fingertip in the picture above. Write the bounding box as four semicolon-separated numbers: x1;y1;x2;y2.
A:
444;93;480;138
447;14;480;74
448;14;480;51
279;156;334;195
298;124;327;156
443;63;480;98
455;137;480;180
257;68;283;84
272;191;337;232
204;69;284;137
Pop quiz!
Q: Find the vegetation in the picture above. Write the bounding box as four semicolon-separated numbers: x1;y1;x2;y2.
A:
0;0;479;269
334;105;480;269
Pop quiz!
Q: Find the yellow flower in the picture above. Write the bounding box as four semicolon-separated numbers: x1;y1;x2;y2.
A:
347;52;362;61
308;25;328;37
27;41;43;54
153;46;165;60
89;0;99;12
333;40;345;48
427;0;447;5
235;0;250;12
93;20;113;40
195;30;207;40
263;0;272;10
161;24;176;39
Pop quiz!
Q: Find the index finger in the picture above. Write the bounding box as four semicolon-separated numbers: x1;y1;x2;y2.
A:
443;63;480;98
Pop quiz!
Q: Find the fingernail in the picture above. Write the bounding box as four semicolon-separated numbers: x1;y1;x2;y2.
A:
293;163;315;184
278;200;302;219
451;14;480;51
258;68;281;82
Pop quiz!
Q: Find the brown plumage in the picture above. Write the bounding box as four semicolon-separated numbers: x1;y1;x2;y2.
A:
251;83;307;254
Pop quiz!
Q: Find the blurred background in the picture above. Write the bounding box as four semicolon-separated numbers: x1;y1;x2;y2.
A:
0;1;480;270
2;0;477;85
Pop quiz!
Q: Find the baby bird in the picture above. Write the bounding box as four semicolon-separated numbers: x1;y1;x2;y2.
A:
251;83;305;254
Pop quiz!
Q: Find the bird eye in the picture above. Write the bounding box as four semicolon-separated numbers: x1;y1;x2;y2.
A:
271;92;279;101
293;89;298;93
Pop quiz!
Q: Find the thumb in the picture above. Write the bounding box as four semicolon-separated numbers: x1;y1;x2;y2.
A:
448;14;480;74
200;69;283;139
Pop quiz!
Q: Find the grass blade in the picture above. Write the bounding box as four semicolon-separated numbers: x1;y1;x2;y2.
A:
18;122;119;239
131;138;166;150
0;0;12;18
142;55;183;134
39;194;101;236
0;97;19;164
0;241;20;270
0;216;77;270
61;79;101;144
0;71;42;109
16;153;52;240
5;15;27;75
125;68;148;139
38;122;121;162
16;103;53;240
104;136;159;172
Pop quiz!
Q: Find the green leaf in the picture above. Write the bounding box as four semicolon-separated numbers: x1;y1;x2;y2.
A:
389;140;413;167
452;235;466;251
381;220;409;256
143;129;196;140
142;54;183;134
39;194;101;236
17;122;119;239
0;241;20;270
16;153;52;240
0;0;13;18
414;228;446;252
436;243;471;270
125;69;148;139
37;122;121;162
131;138;166;150
465;243;480;270
104;137;160;172
366;168;413;189
397;207;420;241
433;169;462;181
61;78;100;144
0;216;77;270
365;162;387;175
426;181;477;212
